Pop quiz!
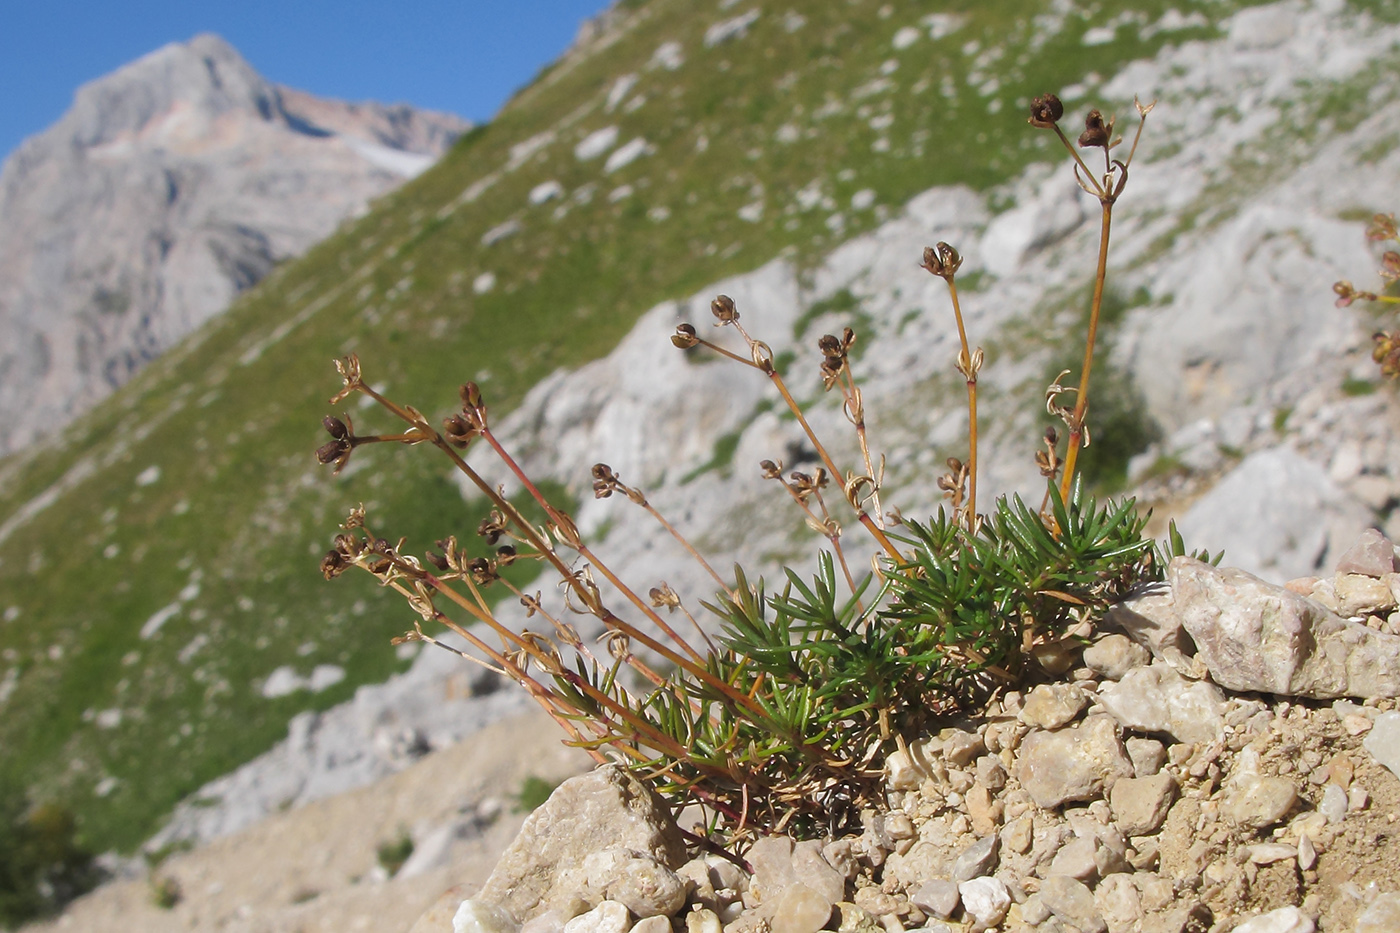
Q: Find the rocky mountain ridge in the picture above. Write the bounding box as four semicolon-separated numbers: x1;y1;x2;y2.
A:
0;33;468;455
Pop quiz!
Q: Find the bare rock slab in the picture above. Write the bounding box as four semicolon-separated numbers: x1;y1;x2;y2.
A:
477;765;686;924
1164;558;1400;698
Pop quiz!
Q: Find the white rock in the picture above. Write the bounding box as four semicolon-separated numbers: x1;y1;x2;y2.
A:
957;877;1010;928
604;138;651;174
529;181;564;205
454;899;519;933
1363;710;1400;780
574;126;620;161
704;10;761;47
563;901;630;933
1227;906;1314;933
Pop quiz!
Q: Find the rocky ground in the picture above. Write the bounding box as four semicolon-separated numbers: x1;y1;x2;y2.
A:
23;713;590;933
434;530;1400;933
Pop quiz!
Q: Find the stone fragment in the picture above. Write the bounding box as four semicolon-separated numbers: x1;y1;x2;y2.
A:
1000;815;1033;855
964;785;1003;835
1016;715;1134;809
1094;874;1142;933
791;840;846;907
957;877;1010;929
1246;843;1297;864
1048;836;1099;881
478;766;685;924
974;754;1007;790
562;901;629;933
1096;663;1226;745
1167;558;1400;698
1083;634;1151;681
1039;875;1106;933
880;841;946;889
851;885;900;916
1142;903;1212;933
1335;528;1398;576
454;900;519;933
1107;582;1196;661
1227;906;1314;933
1356;893;1400;933
746;835;797;904
951;835;998;881
1020;683;1090;729
885;747;925;791
1296;833;1316;870
883;812;915;840
1221;774;1297;829
1363;710;1400;780
1319;783;1348;824
1332;573;1396;616
521;910;575;933
831;902;881;933
685;910;723;933
908;880;960;919
768;884;833;933
1110;773;1178;835
1033;639;1080;674
630;919;670;933
582;846;686;913
942;730;985;767
1126;738;1167;776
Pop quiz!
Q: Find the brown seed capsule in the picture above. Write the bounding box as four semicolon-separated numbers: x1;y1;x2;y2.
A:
760;459;782;479
316;439;349;465
671;323;699;349
1079;109;1111;148
320;550;347;580
1028;93;1064;128
818;334;843;359
711;295;739;323
460;382;483;409
425;550;450;571
322;415;349;439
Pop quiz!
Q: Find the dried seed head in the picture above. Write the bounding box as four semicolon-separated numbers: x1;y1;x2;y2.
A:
711;294;739;324
477;512;507;545
1374;332;1400;378
1078;109;1112;148
1028;93;1064;128
649;583;681;610
460;382;483;409
322;415;349;439
444;414;476;448
1382;251;1400;281
316;438;349;465
495;545;518;566
425;550;450;571
1367;213;1399;241
759;459;782;479
320;550;347;580
920;242;963;280
1333;280;1377;308
672;323;700;349
818;334;843;359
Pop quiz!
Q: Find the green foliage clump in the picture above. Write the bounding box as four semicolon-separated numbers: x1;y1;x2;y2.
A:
0;795;102;929
513;775;562;814
375;831;415;878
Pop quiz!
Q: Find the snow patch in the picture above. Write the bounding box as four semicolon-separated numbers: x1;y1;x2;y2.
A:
473;272;497;295
135;465;161;487
342;137;434;178
529;180;564;204
893;26;921;50
141;603;181;639
605;74;640;112
481;219;521;246
649;40;685;71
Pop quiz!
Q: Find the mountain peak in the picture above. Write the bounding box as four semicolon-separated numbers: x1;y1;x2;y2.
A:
65;33;276;148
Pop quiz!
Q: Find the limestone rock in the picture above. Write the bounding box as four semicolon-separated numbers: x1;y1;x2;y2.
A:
1221;773;1298;830
580;848;686;918
1016;715;1134;809
1097;662;1226;745
562;901;630;933
1168;558;1400;698
1334;529;1398;577
767;884;833;933
950;835;998;882
1039;875;1106;933
1362;711;1400;780
1083;635;1151;682
454;899;519;933
908;879;960;919
477;766;686;924
1227;906;1314;933
1355;893;1400;933
1109;773;1178;836
957;876;1011;929
1019;683;1090;730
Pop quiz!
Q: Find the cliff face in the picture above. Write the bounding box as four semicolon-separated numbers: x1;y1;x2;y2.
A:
0;33;468;455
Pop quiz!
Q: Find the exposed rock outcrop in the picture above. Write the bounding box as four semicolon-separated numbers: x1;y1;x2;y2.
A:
0;33;467;454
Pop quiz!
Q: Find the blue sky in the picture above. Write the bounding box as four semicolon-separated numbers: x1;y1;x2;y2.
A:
0;0;614;160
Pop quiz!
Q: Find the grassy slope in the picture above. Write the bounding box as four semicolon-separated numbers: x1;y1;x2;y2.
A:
0;0;1264;851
